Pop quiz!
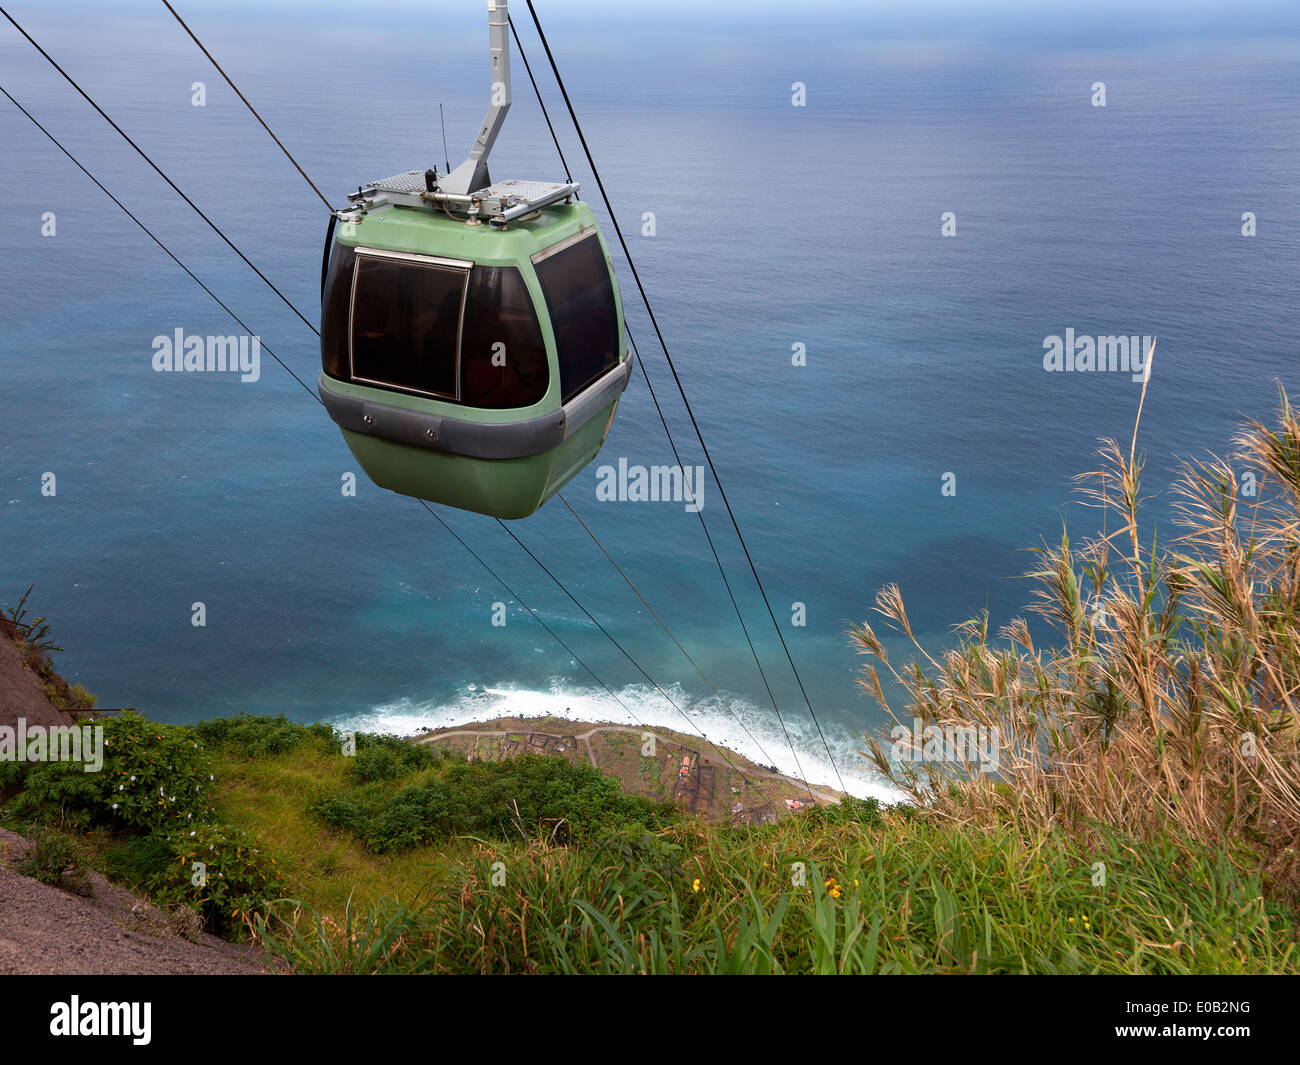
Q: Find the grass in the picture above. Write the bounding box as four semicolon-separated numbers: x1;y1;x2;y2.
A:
248;804;1296;974
182;721;1297;974
208;733;476;914
11;733;1294;973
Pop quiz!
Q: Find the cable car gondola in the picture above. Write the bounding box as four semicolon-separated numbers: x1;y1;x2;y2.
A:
318;0;629;519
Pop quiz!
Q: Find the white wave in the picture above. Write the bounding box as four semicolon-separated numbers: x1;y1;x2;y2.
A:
330;680;901;803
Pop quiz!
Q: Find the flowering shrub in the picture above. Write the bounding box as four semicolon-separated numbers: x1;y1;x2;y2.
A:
4;711;215;833
147;821;284;938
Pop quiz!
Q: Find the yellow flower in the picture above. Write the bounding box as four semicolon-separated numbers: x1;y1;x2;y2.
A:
692;878;701;893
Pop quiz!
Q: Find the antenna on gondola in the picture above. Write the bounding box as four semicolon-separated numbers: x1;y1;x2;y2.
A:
439;102;451;175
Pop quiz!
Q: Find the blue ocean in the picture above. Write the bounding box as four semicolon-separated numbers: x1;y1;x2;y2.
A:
2;0;1298;798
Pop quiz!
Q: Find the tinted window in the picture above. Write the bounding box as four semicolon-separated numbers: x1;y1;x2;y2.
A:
320;241;356;380
534;233;619;403
351;254;466;398
459;266;549;409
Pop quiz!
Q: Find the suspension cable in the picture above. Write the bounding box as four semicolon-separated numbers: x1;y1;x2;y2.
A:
556;491;792;782
0;6;322;340
0;83;320;405
518;0;845;792
508;14;572;185
426;503;786;812
499;10;813;792
160;0;334;211
622;325;811;787
492;517;787;803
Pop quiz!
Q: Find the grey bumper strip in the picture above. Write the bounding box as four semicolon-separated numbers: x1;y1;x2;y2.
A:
318;356;632;461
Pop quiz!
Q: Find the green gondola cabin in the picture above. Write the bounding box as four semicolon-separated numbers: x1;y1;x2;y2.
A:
318;0;630;519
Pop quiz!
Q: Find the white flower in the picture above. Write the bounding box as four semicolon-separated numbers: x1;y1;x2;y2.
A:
111;803;118;810
190;830;196;837
129;775;136;781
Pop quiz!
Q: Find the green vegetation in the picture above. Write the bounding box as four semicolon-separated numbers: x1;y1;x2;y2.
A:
2;704;1297;973
193;714;334;758
251;806;1294;974
3;711;213;834
312;753;677;853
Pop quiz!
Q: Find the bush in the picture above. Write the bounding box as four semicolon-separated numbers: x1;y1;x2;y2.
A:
590;823;687;883
0;713;285;938
17;826;93;896
146;821;284;938
3;712;214;834
192;714;332;758
350;735;444;783
853;389;1300;903
803;795;886;829
312;754;677;853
